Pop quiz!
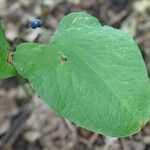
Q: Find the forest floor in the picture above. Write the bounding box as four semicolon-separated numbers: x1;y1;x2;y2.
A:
0;0;150;150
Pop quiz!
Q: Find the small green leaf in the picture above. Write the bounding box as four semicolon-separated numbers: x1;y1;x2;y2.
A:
0;22;17;78
13;12;150;137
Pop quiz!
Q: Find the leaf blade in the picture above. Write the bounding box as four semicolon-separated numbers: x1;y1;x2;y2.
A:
0;22;17;78
13;12;150;137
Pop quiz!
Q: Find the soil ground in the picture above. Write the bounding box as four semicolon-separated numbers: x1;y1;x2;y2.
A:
0;0;150;150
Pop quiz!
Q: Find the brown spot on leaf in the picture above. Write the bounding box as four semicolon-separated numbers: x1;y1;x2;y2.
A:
61;55;68;62
7;52;14;65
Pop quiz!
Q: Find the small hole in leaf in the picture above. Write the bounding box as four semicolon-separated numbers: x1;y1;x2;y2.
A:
61;55;68;62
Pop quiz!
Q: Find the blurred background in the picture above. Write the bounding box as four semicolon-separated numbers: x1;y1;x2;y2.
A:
0;0;150;149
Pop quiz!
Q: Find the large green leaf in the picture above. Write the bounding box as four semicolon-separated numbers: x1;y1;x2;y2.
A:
13;12;150;137
0;22;17;78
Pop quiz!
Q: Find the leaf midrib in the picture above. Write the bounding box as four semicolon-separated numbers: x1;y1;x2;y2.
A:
55;41;128;109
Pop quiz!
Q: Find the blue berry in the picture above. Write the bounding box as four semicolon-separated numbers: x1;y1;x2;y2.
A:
30;19;43;29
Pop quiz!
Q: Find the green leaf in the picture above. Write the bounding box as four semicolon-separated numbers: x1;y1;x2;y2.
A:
13;12;150;137
0;22;17;78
